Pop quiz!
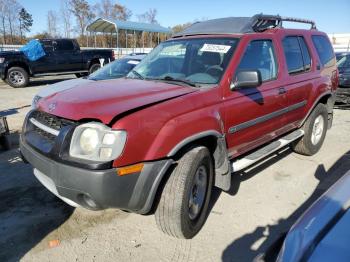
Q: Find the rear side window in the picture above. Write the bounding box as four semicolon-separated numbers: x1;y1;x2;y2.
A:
236;40;278;82
55;40;75;51
312;35;335;67
298;37;311;71
282;36;311;74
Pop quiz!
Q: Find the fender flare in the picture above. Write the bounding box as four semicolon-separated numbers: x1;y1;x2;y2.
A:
167;130;232;191
299;91;334;127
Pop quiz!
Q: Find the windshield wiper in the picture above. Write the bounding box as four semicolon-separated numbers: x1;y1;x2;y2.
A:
130;70;144;80
154;75;198;87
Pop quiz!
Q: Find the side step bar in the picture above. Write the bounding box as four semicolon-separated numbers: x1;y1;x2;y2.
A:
231;129;304;172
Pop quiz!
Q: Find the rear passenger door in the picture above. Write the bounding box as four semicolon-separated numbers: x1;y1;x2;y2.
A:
281;35;314;129
223;38;289;157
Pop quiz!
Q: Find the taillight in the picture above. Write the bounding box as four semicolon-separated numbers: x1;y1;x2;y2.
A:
112;50;116;60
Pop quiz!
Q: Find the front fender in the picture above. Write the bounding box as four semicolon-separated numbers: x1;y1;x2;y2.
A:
145;108;224;160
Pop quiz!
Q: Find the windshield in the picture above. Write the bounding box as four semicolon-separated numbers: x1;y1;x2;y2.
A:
337;55;350;68
89;58;141;81
127;38;239;86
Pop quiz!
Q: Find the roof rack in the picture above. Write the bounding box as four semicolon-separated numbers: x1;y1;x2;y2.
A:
173;14;317;37
253;14;317;31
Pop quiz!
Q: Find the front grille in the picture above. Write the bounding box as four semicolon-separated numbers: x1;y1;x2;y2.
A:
25;111;75;152
32;111;73;131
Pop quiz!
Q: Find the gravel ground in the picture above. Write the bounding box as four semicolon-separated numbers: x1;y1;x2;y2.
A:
1;78;350;262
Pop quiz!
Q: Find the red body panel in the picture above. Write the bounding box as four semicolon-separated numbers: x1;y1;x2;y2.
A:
37;28;337;168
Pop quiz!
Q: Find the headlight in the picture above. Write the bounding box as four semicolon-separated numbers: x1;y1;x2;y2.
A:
0;57;5;63
32;95;42;109
69;122;127;162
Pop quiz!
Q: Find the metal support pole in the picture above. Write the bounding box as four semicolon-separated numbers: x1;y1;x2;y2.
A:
133;30;136;52
125;30;128;50
117;29;119;49
158;33;160;45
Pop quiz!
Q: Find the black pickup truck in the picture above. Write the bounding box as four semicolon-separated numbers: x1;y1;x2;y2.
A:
0;39;115;87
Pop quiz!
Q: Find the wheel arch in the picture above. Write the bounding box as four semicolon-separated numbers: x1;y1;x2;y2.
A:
166;130;231;191
5;61;31;77
300;91;334;127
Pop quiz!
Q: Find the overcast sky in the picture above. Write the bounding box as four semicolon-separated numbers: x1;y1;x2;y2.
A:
18;0;350;35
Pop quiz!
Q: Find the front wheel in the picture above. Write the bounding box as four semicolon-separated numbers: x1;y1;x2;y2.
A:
6;67;29;88
155;146;213;239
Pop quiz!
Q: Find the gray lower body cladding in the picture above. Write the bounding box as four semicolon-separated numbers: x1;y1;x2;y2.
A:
20;136;173;214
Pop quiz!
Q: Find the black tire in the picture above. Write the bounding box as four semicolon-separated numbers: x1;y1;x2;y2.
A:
88;63;101;75
292;103;328;156
6;67;29;88
0;135;11;151
155;146;214;239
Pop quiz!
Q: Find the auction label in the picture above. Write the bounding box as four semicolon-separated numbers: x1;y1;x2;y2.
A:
200;44;231;53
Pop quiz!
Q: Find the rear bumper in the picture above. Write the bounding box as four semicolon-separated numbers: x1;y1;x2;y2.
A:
20;136;173;214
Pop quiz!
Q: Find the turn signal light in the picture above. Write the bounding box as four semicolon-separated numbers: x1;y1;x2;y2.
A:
117;163;144;176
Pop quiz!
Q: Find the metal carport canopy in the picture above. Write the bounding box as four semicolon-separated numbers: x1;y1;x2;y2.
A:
86;18;171;34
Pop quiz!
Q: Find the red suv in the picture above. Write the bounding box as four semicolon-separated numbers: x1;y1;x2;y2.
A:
20;14;338;239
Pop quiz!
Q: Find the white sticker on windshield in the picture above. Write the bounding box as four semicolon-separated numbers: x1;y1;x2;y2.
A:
200;44;231;53
127;60;140;65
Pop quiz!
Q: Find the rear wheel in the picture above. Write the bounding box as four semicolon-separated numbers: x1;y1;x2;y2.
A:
155;146;213;239
88;63;101;75
292;103;328;156
6;67;29;88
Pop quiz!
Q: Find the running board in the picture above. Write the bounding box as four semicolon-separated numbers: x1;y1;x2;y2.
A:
231;129;304;172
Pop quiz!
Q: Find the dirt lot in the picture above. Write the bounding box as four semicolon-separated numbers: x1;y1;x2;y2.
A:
1;78;350;262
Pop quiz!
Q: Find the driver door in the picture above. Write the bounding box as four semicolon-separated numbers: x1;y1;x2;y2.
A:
223;38;289;157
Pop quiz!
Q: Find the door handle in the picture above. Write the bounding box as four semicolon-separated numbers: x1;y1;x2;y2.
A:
278;87;286;95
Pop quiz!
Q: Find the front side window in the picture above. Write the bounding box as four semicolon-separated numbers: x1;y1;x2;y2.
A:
128;38;239;86
312;35;335;67
236;40;278;82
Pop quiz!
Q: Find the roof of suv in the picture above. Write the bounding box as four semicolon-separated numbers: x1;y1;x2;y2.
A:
173;14;317;38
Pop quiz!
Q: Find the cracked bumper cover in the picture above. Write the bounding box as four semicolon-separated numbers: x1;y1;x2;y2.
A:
20;136;173;214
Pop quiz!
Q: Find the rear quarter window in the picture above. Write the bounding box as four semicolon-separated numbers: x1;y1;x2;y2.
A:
312;35;335;67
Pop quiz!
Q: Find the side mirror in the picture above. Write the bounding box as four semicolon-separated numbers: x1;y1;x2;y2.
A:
230;70;262;90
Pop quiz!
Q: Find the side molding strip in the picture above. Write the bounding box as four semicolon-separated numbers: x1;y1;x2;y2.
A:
228;100;307;134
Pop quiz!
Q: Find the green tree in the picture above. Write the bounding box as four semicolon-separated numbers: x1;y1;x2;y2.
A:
19;8;33;40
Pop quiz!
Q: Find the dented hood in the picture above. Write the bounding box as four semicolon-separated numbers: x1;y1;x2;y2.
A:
38;78;197;125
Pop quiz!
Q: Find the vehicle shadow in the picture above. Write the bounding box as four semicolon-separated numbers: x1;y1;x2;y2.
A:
0;76;75;89
221;150;350;262
208;148;292;220
27;76;76;87
0;147;75;261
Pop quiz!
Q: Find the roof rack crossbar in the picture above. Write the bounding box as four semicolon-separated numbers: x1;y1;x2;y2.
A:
252;14;317;31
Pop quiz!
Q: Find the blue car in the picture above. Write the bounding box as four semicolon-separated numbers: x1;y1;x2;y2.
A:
257;171;350;262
